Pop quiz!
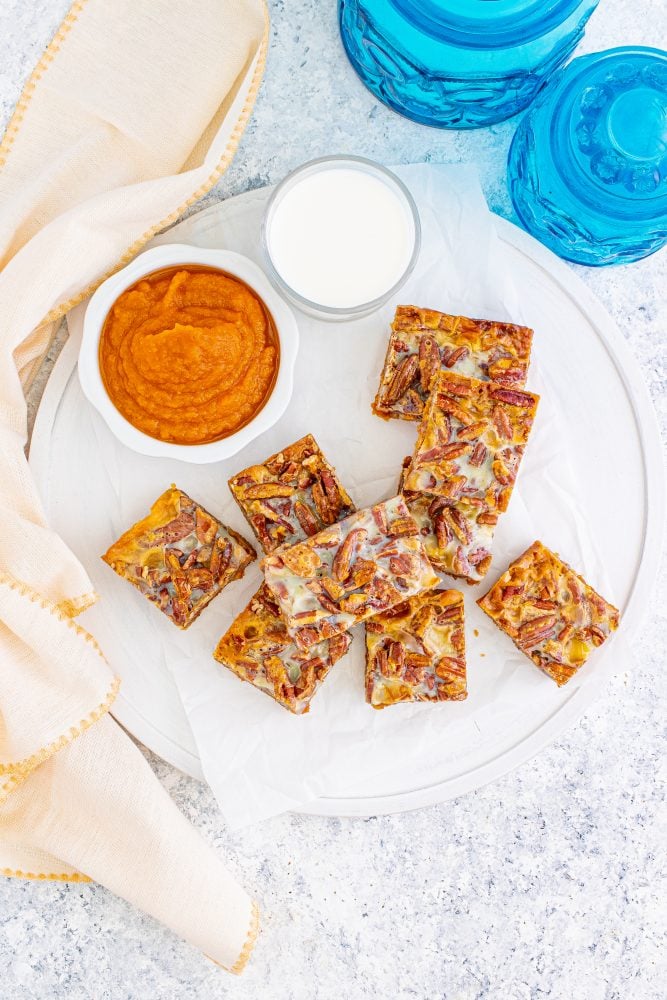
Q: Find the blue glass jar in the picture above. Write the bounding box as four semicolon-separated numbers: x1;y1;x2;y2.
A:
339;0;600;129
508;47;667;265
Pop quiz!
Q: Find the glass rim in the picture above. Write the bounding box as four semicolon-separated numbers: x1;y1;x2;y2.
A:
261;155;422;317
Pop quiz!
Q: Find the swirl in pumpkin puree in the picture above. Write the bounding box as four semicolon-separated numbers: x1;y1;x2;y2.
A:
99;266;280;445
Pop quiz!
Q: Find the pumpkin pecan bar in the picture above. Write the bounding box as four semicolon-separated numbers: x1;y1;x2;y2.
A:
373;305;533;421
262;496;440;651
403;370;539;512
398;457;496;584
102;485;255;628
228;434;355;553
214;584;351;714
477;541;620;686
365;588;467;709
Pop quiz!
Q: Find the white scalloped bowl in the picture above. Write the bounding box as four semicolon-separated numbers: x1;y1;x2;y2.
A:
78;245;299;464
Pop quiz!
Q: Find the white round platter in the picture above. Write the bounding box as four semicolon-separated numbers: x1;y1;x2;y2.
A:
29;184;664;818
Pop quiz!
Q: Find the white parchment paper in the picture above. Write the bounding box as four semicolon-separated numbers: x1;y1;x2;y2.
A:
56;166;626;827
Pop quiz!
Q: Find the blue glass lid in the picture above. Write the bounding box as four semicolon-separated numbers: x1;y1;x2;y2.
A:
390;0;584;48
555;47;667;218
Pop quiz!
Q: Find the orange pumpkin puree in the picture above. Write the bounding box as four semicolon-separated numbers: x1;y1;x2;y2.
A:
99;266;280;445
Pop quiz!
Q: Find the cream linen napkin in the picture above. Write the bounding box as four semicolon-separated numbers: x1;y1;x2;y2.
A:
0;0;268;973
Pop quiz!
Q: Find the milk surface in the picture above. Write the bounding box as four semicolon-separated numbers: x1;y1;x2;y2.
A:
267;168;415;308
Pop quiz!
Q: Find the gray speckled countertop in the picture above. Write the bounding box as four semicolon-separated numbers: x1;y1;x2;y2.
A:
1;2;666;998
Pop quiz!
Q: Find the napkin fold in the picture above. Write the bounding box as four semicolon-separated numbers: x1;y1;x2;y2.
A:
0;0;268;972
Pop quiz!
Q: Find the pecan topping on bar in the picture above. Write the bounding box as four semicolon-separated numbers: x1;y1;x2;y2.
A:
365;588;467;708
229;434;355;553
214;584;351;714
403;370;539;513
262;496;439;651
477;541;620;686
102;485;255;629
373;305;533;421
397;457;495;586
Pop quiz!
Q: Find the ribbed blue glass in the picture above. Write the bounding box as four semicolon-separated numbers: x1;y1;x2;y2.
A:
508;47;667;266
338;0;600;129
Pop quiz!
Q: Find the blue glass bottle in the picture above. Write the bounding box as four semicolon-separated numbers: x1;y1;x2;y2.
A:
339;0;600;129
508;47;667;265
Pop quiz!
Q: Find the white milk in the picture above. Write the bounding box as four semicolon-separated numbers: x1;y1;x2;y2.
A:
266;167;416;308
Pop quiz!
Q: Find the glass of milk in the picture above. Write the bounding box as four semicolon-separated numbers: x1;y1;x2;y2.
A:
261;156;421;320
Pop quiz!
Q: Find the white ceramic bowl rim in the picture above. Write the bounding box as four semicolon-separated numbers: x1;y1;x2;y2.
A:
260;155;422;317
78;245;299;464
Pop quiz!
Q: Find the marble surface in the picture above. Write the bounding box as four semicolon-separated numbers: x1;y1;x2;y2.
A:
1;2;666;998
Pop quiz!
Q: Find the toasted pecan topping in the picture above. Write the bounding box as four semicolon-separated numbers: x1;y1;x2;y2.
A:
365;588;467;708
102;485;255;629
477;541;619;686
373;306;533;422
213;584;351;714
228;434;355;554
262;496;438;651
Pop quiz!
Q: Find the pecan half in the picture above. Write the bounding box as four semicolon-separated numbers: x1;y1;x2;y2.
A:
385;354;419;404
154;511;196;545
368;576;402;608
434;512;451;549
389;553;416;576
436;398;474;426
311;479;335;526
386;640;406;675
294;500;320;537
250;514;273;550
492;406;513;440
518;614;557;642
372;504;389;535
492;458;515;486
445;507;472;546
243;482;295;500
436;656;466;679
386;517;418;538
469;442;488;467
210;538;232;580
320;469;343;521
418;336;440;393
332;528;367;583
441;377;472;397
416;442;469;465
456;420;488;442
488;387;534;407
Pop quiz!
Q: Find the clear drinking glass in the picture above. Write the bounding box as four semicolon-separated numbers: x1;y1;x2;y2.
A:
339;0;600;129
508;46;667;266
261;156;421;321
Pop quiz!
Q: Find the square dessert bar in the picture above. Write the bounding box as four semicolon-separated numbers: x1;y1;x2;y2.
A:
228;434;355;553
102;485;255;628
398;457;496;585
214;584;351;714
403;370;539;513
262;495;440;651
365;588;467;709
477;541;620;686
373;305;533;421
